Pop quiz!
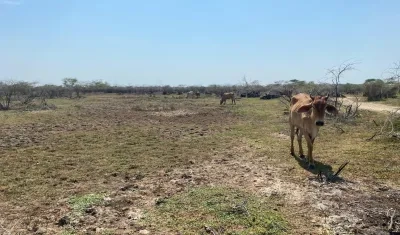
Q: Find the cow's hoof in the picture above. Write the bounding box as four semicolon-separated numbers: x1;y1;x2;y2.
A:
290;151;295;157
308;164;315;170
299;154;305;159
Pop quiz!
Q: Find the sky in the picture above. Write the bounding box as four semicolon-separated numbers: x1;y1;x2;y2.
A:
1;0;400;86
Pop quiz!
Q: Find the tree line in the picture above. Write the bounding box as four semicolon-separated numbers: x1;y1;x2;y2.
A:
0;77;397;110
1;61;399;111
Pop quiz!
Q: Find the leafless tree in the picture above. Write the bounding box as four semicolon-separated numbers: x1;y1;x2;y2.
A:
0;81;18;110
15;82;37;105
0;81;35;110
327;61;358;108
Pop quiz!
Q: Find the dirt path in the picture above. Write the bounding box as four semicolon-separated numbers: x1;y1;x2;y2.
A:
342;97;400;113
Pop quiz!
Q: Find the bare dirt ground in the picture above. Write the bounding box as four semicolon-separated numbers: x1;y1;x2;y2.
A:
0;95;398;234
342;97;400;113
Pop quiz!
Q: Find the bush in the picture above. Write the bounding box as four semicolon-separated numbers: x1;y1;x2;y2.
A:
363;79;397;101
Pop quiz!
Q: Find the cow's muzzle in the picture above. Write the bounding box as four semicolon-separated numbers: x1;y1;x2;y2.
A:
315;121;324;126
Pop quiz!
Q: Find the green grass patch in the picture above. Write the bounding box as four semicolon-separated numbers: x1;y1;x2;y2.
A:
60;229;76;235
99;229;116;235
68;193;105;215
61;227;115;235
142;186;288;234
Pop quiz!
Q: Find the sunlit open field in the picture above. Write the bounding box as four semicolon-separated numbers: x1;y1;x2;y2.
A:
0;94;399;234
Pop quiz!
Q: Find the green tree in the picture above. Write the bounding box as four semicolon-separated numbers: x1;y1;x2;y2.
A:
62;78;82;98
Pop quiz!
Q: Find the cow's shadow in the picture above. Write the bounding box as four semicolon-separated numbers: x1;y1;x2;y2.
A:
293;154;333;175
292;154;348;183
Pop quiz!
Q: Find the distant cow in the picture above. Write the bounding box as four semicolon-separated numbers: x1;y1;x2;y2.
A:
220;92;236;105
186;91;195;99
195;91;200;98
289;93;338;169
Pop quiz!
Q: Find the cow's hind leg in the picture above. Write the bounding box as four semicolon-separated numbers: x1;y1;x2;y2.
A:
290;124;295;156
297;129;305;159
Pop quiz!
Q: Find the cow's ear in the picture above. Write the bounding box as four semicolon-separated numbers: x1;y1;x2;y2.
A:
326;104;338;115
297;103;313;113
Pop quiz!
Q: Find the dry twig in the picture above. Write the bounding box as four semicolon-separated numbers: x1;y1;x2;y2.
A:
387;208;396;231
279;95;291;109
367;108;400;140
333;161;349;178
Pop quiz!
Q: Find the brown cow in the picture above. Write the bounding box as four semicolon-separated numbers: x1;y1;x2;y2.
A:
289;93;338;169
195;91;200;98
220;92;236;105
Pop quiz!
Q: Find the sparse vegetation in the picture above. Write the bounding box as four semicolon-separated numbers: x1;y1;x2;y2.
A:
68;193;106;215
142;186;288;234
0;93;398;234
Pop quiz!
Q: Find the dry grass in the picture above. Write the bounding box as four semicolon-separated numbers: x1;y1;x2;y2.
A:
0;94;398;234
377;97;400;107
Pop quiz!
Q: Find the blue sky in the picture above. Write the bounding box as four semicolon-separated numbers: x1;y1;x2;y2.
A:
1;0;400;86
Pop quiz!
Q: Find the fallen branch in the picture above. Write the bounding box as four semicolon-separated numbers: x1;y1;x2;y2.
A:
367;108;400;140
387;208;396;231
333;161;349;178
366;132;378;141
317;162;349;183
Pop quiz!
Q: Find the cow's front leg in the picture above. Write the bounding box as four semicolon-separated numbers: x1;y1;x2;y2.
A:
290;124;295;156
304;134;315;169
297;129;305;159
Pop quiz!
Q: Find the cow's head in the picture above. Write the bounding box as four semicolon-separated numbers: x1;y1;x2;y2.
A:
297;94;338;126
